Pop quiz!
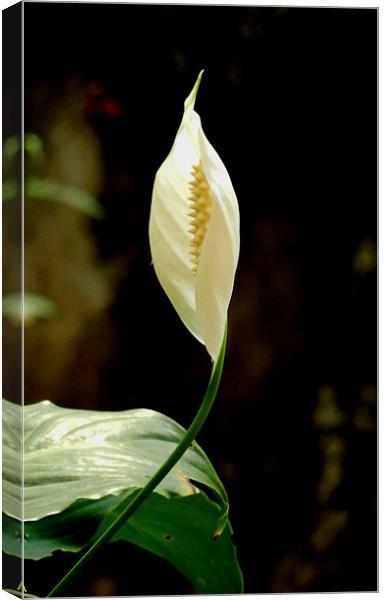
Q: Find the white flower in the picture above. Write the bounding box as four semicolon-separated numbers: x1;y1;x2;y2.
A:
149;71;240;361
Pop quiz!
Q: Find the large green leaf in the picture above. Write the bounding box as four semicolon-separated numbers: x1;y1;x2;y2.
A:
2;399;243;593
4;493;243;594
3;399;227;522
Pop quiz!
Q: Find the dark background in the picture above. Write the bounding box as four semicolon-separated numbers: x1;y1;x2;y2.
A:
3;3;377;596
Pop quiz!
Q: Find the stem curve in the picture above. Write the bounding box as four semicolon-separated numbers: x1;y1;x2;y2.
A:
47;322;227;597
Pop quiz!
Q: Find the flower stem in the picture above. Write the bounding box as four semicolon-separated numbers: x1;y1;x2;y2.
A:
47;322;227;597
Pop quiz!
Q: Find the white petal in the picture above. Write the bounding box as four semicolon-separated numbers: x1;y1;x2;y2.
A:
149;110;202;342
194;119;240;360
149;71;240;359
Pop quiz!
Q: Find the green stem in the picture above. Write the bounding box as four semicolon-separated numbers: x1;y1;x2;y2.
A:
47;323;227;597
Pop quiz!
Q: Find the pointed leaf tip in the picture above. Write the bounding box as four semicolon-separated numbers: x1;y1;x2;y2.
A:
184;70;205;113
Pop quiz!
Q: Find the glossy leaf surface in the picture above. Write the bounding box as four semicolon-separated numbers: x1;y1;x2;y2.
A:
4;492;243;594
2;399;243;593
3;399;227;522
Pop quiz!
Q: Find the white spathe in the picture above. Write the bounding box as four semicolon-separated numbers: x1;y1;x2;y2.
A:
149;71;240;361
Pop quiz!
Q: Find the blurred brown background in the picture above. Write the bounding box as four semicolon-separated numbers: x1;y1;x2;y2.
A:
3;3;377;595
